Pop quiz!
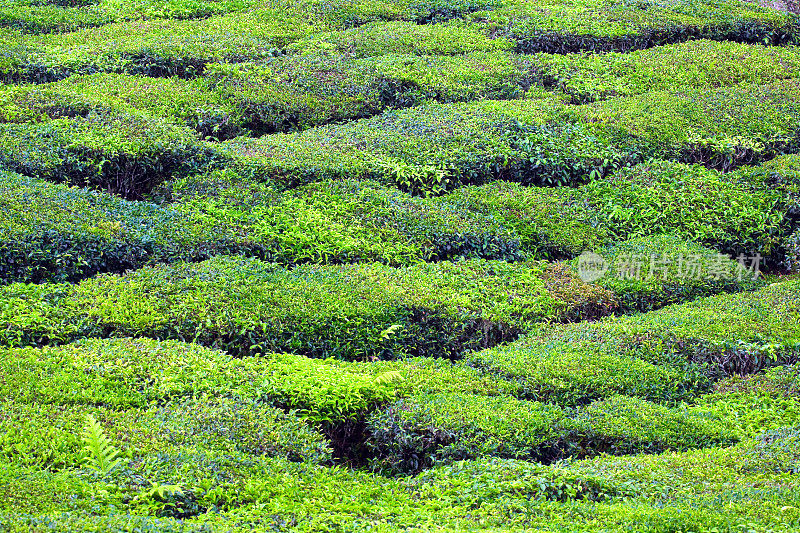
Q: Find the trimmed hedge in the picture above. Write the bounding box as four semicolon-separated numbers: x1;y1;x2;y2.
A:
0;171;522;284
466;341;698;406
0;257;617;357
286;19;514;58
0;171;250;283
0;399;334;470
222;79;800;193
565;395;734;457
527;39;800;103
475;0;800;54
365;392;567;473
169;174;524;264
0;0;261;34
1;9;316;82
582;160;792;261
477;280;800;386
0;112;207;198
365;392;732;473
580;234;764;313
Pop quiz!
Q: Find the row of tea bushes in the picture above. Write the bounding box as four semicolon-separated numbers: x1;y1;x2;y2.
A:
0;337;745;473
223;79;800;192
0;171;526;284
365;392;735;473
0;9;318;82
0;53;530;139
4;157;794;284
468;279;800;401
475;0;800;53
3;79;800;198
1;336;798;526
0;112;209;199
0;0;263;34
527;39;800;103
2;429;798;530
0;256;617;357
10;40;800;138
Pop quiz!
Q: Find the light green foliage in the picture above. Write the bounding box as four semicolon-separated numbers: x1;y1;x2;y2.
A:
79;414;123;475
528;40;800;102
0;257;615;358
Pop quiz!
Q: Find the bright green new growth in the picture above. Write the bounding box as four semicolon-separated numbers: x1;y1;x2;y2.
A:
79;414;122;475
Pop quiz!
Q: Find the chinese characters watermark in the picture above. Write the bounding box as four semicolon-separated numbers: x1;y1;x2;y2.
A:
577;251;761;283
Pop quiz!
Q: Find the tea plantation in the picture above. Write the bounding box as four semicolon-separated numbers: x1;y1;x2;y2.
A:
2;0;800;530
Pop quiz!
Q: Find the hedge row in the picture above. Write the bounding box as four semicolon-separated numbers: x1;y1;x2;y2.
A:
0;0;262;33
223;79;800;193
1;338;798;527
468;280;800;398
0;256;617;357
527;39;800;103
365;392;733;473
3;158;793;284
0;112;208;198
474;0;800;53
0;9;317;82
0;52;528;138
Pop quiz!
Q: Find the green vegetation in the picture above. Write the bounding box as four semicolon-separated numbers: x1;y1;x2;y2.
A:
3;0;800;529
0;256;617;356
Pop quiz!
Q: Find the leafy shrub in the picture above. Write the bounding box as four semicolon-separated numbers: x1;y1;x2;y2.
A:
466;343;696;406
714;364;799;398
580;235;765;313
477;0;799;53
505;279;800;381
436;181;611;260
565;395;735;457
527;40;800;103
366;392;567;473
286;19;514;58
0;0;263;33
737;426;800;474
3;8;313;82
0;113;207;199
0;257;615;358
223;79;800;192
582;160;791;261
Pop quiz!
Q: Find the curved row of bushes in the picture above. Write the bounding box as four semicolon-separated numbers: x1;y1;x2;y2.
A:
3;154;796;284
0;256;618;357
7;40;799;138
223;79;800;192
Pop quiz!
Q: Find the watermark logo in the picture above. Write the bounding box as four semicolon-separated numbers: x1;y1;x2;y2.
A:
577;251;761;282
577;251;609;282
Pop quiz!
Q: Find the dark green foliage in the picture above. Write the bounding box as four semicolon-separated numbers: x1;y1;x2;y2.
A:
435;181;611;260
582;160;791;261
738;426;800;474
223;79;800;192
466;341;696;406
479;0;799;54
527;39;800;103
495;280;800;381
0;257;616;357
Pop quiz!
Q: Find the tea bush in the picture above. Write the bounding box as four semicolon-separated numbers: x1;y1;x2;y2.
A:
224;79;800;192
581;235;764;313
0;113;207;198
485;280;800;383
0;257;615;357
527;39;800;103
366;392;567;473
477;0;799;53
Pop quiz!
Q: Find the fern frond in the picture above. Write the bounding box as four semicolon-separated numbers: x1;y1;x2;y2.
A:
81;414;123;475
